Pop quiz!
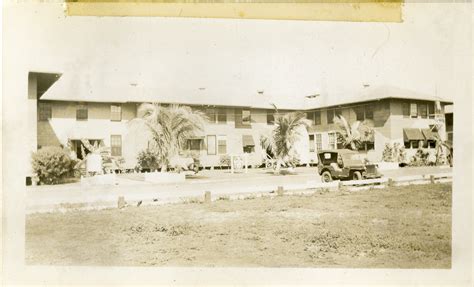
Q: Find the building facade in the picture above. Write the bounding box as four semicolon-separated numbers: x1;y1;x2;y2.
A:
29;72;453;171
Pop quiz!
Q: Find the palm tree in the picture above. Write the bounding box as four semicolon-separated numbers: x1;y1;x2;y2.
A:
131;103;206;172
260;111;310;174
430;127;452;166
334;115;373;150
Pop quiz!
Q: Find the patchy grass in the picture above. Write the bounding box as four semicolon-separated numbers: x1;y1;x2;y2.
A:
25;183;451;268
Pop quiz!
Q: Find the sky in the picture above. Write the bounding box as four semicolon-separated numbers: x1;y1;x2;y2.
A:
4;2;470;109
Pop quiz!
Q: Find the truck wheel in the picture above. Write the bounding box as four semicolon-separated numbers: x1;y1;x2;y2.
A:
321;171;333;182
352;171;362;180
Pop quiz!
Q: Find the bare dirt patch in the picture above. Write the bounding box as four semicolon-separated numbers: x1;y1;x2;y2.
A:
25;183;451;268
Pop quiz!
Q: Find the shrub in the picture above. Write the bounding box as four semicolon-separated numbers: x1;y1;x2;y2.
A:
409;148;430;166
382;143;394;162
31;146;76;185
219;155;231;168
398;146;407;163
136;148;161;171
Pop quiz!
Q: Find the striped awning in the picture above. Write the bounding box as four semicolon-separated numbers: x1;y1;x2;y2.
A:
421;128;438;141
403;128;424;141
242;135;255;146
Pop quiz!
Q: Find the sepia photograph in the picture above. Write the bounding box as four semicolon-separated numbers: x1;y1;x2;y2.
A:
2;0;472;286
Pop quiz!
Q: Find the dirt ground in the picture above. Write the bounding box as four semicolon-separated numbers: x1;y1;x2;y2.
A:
25;183;451;268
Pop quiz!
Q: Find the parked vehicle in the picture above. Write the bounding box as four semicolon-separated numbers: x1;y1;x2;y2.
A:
317;149;382;182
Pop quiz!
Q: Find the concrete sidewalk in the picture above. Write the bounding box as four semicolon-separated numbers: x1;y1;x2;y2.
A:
26;166;452;213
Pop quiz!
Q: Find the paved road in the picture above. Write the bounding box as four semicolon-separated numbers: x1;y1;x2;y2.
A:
26;166;452;213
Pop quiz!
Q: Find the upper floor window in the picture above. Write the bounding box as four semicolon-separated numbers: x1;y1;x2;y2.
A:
355;106;365;121
207;108;227;124
38;103;52;121
242;109;251;125
217;108;227;124
428;102;435;119
313;111;321;125
327;109;335;124
410;103;418;118
419;103;428;119
365;104;374;120
111;104;122;121
402;102;410;118
205;108;216;123
267;111;275;125
307;111;321;125
76;103;88;121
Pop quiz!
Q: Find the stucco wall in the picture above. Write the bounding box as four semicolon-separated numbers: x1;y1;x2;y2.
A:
35;99;450;169
37;101;140;168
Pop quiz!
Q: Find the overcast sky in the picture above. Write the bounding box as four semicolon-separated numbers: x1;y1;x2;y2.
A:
4;2;470;108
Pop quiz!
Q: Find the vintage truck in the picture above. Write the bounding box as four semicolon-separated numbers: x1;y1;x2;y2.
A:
317;149;382;182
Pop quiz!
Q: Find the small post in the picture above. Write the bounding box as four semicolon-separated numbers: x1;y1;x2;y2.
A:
276;186;284;196
230;155;234;174
118;196;126;209
338;181;344;190
204;191;212;203
245;155;248;174
388;178;394;187
430;175;435;184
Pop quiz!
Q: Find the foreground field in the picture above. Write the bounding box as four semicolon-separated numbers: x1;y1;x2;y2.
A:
26;183;451;268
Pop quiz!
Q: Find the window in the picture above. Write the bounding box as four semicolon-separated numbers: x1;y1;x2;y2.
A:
206;108;226;124
410;103;418;118
188;139;202;151
38;103;52;121
243;146;255;153
327;109;335;124
217;135;227;154
267;111;275;125
207;135;216;155
315;134;322;151
355;106;365;121
309;134;315;152
314;111;321;125
402;102;410;118
110;135;122;156
427;140;436;149
411;140;419;149
328;132;337;149
365;104;374;120
205;108;216;123
76;103;88;120
242;109;251;125
428;102;435;119
111;104;122;121
217;108;227;124
235;109;251;128
419;103;428;119
358;142;375;151
242;135;255;153
366;142;375;151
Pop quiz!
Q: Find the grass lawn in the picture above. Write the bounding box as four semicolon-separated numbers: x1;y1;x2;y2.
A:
25;183;451;268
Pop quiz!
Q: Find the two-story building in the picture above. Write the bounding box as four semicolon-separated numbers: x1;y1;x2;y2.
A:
28;72;453;171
